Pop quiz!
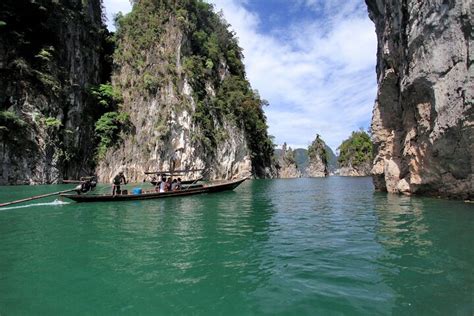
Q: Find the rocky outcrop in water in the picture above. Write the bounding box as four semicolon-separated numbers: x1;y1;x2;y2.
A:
275;143;301;178
0;0;108;184
337;130;373;177
96;1;275;182
338;165;371;177
307;135;328;177
366;0;473;199
292;146;337;176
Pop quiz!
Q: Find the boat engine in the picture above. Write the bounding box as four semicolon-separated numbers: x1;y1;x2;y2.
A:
75;177;97;194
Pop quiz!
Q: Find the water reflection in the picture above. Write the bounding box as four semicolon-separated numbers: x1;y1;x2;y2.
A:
374;193;474;314
247;178;395;315
63;180;279;313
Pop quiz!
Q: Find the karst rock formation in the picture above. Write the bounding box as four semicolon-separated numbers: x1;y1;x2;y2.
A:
366;0;472;199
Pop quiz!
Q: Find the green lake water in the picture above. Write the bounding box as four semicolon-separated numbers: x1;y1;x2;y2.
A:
0;177;473;315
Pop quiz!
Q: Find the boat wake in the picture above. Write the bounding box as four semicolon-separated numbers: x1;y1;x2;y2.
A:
0;199;70;211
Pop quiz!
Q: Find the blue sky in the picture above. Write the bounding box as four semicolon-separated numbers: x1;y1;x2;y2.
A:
102;0;377;152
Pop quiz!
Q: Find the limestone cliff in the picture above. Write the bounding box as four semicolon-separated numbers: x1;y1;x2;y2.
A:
0;0;108;184
307;135;328;177
96;0;275;182
366;0;473;199
338;165;371;177
275;143;301;178
293;146;336;176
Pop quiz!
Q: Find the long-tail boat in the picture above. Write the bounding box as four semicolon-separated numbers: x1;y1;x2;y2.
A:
60;178;246;203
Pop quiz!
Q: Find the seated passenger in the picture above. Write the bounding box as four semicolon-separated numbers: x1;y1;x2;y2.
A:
165;177;172;192
176;178;182;190
171;179;178;191
159;176;166;193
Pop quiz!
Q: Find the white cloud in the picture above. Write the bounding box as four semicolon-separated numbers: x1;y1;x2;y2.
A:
210;0;377;151
102;0;132;31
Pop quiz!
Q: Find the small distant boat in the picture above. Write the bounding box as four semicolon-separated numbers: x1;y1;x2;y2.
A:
60;178;246;203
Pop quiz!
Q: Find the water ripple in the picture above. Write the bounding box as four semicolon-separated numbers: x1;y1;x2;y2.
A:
0;178;473;314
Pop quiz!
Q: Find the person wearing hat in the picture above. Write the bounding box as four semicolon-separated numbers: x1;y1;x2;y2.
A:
112;171;127;195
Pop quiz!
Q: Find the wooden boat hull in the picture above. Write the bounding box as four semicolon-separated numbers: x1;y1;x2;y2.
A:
60;178;246;203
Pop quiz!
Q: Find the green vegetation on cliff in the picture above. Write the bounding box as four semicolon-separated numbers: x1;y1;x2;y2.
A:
338;130;373;167
214;77;273;170
90;84;123;110
0;0;113;182
90;83;130;160
0;111;27;146
95;112;131;160
308;135;328;166
113;0;274;175
276;143;296;166
0;111;26;131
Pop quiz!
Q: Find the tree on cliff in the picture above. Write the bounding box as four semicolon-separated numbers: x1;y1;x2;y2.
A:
337;130;373;168
281;143;296;166
307;134;329;177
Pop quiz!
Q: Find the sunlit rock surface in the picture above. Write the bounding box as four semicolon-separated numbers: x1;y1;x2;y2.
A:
275;143;301;178
307;135;329;177
366;0;473;199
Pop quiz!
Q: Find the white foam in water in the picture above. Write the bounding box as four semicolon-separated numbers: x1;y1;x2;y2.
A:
0;199;71;211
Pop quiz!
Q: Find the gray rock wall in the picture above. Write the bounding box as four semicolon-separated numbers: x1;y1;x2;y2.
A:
338;163;372;177
307;156;328;178
274;144;301;178
0;0;105;184
366;0;473;199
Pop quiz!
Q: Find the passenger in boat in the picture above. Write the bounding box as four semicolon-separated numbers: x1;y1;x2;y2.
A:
165;177;172;192
176;178;182;190
159;176;166;193
171;179;178;191
112;171;127;195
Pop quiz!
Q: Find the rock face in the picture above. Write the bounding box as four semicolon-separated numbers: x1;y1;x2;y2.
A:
292;146;336;176
0;0;107;184
366;0;473;198
307;135;328;177
97;1;275;182
275;143;301;178
338;164;372;177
